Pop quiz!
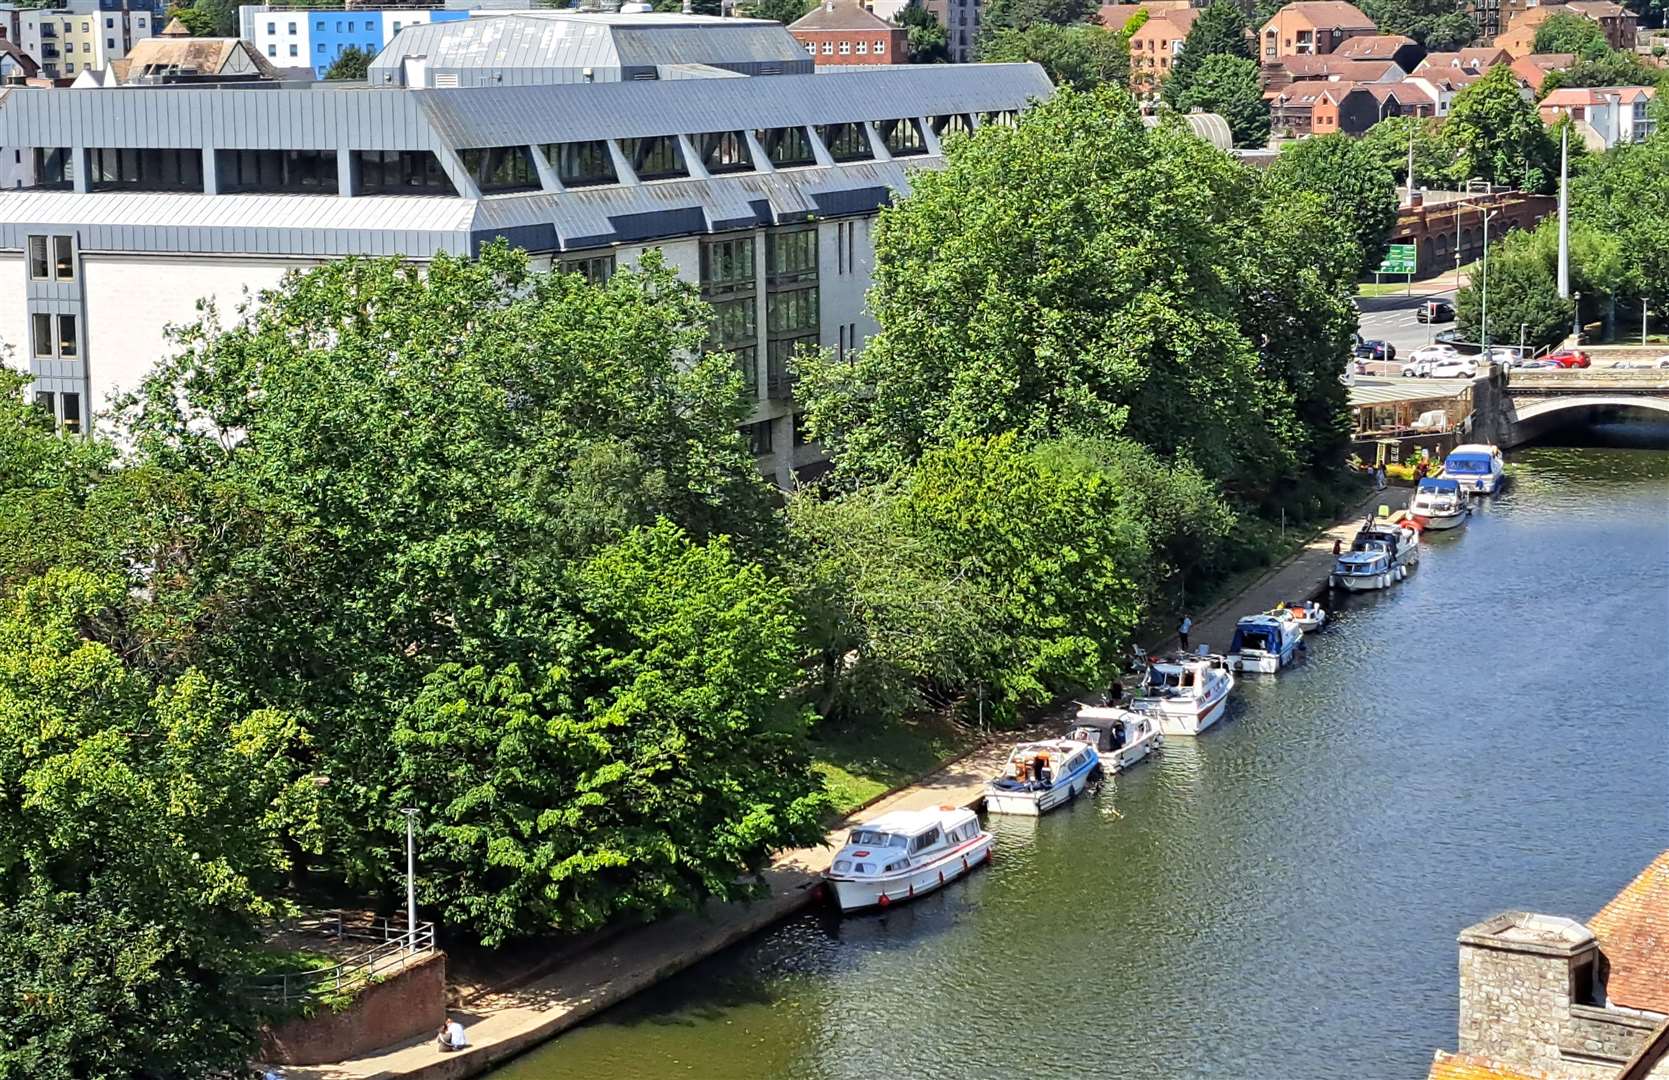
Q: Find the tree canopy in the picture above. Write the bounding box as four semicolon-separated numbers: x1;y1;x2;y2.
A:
896;3;952;62
1159;0;1252;110
1443;64;1560;193
977;23;1129;88
1572;127;1669;307
324;45;372;81
1266;134;1400;281
166;0;237;36
1455;223;1576;349
740;0;812;23
984;0;1097;29
1533;11;1612;59
1358;114;1462;187
1173;53;1270;148
1538;49;1668;95
1359;0;1477;49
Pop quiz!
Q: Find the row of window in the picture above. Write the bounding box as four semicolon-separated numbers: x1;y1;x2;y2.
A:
806;39;889;56
27;235;74;282
34;390;82;435
31;312;78;360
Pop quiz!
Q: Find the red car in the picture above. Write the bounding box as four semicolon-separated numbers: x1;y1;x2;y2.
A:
1545;349;1591;369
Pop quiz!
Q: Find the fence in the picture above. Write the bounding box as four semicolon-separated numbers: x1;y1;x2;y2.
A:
251;917;436;1008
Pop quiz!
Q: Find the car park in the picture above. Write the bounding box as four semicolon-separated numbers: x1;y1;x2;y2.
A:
1353;339;1396;362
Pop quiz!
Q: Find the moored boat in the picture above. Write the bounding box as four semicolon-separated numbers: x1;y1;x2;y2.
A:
1409;476;1469;530
824;807;992;913
1268;600;1326;631
1226;613;1304;674
1070;706;1163;773
1442;444;1505;495
1127;651;1236;737
1329;515;1421;592
983;738;1100;816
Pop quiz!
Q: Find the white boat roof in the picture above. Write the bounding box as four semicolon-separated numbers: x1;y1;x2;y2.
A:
1075;705;1141;722
1008;738;1090;755
857;805;975;835
1448;443;1499;456
1236;614;1283;628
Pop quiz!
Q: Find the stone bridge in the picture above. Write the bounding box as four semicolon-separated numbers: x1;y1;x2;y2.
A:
1479;370;1669;447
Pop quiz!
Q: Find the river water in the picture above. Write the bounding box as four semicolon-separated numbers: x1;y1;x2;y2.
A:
497;426;1669;1080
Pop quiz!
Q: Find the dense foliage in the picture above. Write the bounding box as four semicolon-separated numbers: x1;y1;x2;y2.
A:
1360;0;1477;49
740;0;812;22
1174;53;1271;148
1539;50;1668;95
978;23;1129;88
324;45;373;80
1159;0;1251;110
1443;65;1560;193
1266;135;1400;279
1455;225;1577;349
1532;11;1612;58
984;0;1097;29
895;3;952;62
167;0;237;36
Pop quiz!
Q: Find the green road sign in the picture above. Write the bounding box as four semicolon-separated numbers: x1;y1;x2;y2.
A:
1377;244;1416;275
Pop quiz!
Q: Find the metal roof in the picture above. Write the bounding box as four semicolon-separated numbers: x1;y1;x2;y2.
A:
1349;377;1473;406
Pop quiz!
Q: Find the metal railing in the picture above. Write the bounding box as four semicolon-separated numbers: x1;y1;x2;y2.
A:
250;917;435;1007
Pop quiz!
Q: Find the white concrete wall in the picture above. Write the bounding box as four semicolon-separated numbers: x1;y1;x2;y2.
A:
80;254;311;420
0;252;27;375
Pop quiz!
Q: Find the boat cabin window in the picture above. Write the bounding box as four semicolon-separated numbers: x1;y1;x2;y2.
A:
909;826;942;853
849;830;907;848
1445;455;1490;475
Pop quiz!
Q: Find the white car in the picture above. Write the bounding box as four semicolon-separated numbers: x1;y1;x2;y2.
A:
1485;347;1522;365
1403;355;1477;379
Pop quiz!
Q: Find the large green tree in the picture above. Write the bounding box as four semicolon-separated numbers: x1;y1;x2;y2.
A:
1444;64;1561;193
984;0;1097;29
1455;224;1575;349
977;23;1129;88
1359;114;1462;187
1266;134;1400;279
739;0;811;20
1572;128;1669;308
1173;53;1270;148
1160;0;1251;109
895;3;951;62
1359;0;1477;49
324;44;372;80
1539;50;1668;94
1533;11;1611;59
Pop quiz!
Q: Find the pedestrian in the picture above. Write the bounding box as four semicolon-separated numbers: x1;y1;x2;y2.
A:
1374;464;1387;491
1178;614;1192;653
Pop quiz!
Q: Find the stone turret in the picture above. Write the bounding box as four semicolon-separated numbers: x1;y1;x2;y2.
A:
1457;912;1600;1076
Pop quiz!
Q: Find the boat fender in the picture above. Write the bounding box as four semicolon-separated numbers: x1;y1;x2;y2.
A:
962;854;969;871
878;893;890;908
908;883;915;898
939;870;945;885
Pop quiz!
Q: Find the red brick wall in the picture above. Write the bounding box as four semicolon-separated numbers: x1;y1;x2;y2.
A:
260;952;447;1066
792;27;909;64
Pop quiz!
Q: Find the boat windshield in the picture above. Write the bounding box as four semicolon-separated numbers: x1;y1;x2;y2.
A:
1147;667;1195;690
1418;478;1460;495
848;830;907;848
1445;455;1491;475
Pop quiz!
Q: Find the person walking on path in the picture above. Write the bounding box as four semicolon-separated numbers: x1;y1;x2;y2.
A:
1178;614;1192;653
1374;464;1387;491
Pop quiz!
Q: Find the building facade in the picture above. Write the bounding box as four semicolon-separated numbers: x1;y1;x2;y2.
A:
0;0;159;79
922;0;979;62
788;0;907;66
0;13;1049;483
1259;0;1377;60
1539;86;1657;149
238;5;470;78
1128;7;1198;94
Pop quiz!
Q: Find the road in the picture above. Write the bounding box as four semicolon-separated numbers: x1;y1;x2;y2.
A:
1356;286;1458;363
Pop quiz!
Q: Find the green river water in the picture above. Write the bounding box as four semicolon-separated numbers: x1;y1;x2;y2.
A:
496;421;1669;1080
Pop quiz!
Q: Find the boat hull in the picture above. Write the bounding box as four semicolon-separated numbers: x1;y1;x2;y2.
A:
1416;510;1467;530
983;758;1097;816
1148;690;1230;737
827;833;995;912
1104;730;1162;772
1229;647;1296;674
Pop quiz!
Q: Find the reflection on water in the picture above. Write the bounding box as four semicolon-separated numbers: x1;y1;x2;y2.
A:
495;437;1669;1080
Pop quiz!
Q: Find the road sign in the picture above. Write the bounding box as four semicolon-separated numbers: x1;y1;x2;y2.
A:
1377;244;1416;275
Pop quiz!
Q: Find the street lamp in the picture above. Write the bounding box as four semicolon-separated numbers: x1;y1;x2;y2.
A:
1519;322;1527;365
1573;291;1582;344
400;807;419;953
1480;209;1501;350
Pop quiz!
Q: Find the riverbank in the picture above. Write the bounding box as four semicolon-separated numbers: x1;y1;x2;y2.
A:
268;493;1387;1080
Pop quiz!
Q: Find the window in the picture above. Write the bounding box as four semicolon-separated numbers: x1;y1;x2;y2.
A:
910;827;941;852
619;136;686;181
766;227;817;286
30;313;51;357
838;41;850;54
694;131;752;175
52;236;72;281
394;21;402;30
57;313;76;358
216;149;338;194
106;37;114;48
335;20;343;31
33;391;53;418
816;122;871;163
756;127;816;168
288;21;296;33
880;117;928;156
559;253;616;285
460;147;540;193
546;140;616;187
266;21;275;33
741;420;773;455
931;113;974;139
80;20;87;31
856;40;867;54
875;39;885;53
105;16;113;27
316;20;325;30
60;392;80;434
822;41;832;54
88;148;204;192
766;287;817;398
289;43;297;56
701;236;756;297
792;411;811;446
347;20;355;31
64;63;74;74
27;235;48;280
30;147;72;189
267;44;276;57
353;150;455;195
317;43;324;53
702;236;759;393
804;41;814;54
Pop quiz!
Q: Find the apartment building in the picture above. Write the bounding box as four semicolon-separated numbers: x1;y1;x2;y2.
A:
239;4;470;77
0;12;1049;483
1128;7;1198;94
789;0;908;65
922;0;979;62
1540;85;1657;148
0;0;160;79
1259;0;1376;60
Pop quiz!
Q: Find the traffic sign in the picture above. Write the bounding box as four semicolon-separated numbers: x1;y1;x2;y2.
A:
1377;244;1416;275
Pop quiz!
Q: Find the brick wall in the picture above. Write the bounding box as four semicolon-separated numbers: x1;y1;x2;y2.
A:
260;951;447;1066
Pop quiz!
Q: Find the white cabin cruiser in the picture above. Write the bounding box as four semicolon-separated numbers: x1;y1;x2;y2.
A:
1070;705;1162;773
1268;600;1326;631
1226;613;1303;674
984;738;1100;816
1442;444;1505;495
1329;516;1421;592
1409;476;1468;530
824;806;992;913
1127;651;1236;737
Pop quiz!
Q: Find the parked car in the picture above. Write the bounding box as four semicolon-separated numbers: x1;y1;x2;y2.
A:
1408;344;1459;365
1353;339;1396;362
1515;359;1558;370
1431;329;1480;354
1415;299;1456;324
1485;347;1523;365
1403;351;1477;379
1544;349;1592;369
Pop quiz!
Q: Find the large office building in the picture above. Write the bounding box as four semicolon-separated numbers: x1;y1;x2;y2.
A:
0;12;1049;483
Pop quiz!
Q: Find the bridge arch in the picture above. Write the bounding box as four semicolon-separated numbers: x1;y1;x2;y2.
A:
1507;395;1669;446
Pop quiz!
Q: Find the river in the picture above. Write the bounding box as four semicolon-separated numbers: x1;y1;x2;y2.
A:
496;424;1669;1080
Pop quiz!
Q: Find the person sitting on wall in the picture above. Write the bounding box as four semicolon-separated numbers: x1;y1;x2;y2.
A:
437;1016;470;1052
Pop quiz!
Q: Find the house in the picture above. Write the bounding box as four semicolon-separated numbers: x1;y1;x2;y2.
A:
1414;46;1512;74
1269;79;1384;135
1539;85;1658;148
1367;80;1439;117
73;20;284;85
1426;850;1669;1080
1128;7;1199;93
1333;31;1424;69
1259;1;1377;61
0;39;40;82
1509;51;1576;91
1405;68;1484;115
1492;3;1632;57
789;0;908;65
1262;54;1405;89
1096;0;1192;33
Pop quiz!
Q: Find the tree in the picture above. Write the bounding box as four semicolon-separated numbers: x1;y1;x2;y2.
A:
740;0;812;22
1533;11;1611;59
167;0;237;36
895;3;951;62
1444;64;1560;193
1454;225;1575;349
0;569;311;1078
1538;49;1667;94
119;244;782;898
1572;128;1669;308
1266;134;1400;279
688;0;723;14
1160;0;1251;109
1174;53;1270;148
390;521;827;945
1359;114;1461;187
795;86;1320;492
1359;0;1478;49
977;23;1129;88
324;44;372;80
984;0;1097;30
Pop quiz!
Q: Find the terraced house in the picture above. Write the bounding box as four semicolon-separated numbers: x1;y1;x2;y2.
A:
0;12;1050;484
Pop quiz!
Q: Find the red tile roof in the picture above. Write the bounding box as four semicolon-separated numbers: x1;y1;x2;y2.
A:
1334;32;1416;58
789;0;893;31
1426;1052;1552;1080
1270;0;1377;28
1275;55;1402;79
1589;851;1669;1016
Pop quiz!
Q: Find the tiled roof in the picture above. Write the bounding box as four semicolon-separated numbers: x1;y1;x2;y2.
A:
1566;0;1628;17
1271;0;1376;27
1369;81;1436;105
1542;85;1656;106
1135;8;1201;37
1589;850;1669;1016
790;0;894;32
1426;1051;1551;1080
1096;1;1191;32
1334;33;1416;57
1276;55;1402;79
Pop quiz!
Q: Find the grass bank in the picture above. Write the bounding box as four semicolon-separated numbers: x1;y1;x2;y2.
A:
809;712;979;816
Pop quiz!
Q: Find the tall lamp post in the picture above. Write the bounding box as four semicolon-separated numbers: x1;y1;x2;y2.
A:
400;807;419;953
1480;209;1500;350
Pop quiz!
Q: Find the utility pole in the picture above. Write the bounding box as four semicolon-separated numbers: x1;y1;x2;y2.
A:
1556;126;1570;300
401;807;419;953
1481;210;1499;350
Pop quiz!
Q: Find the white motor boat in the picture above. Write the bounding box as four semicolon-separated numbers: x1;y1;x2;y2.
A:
1409;476;1469;530
1268;600;1326;631
984;738;1100;816
1127;652;1236;737
1070;705;1163;773
1442;444;1505;495
824;806;992;913
1329;516;1421;592
1226;613;1303;674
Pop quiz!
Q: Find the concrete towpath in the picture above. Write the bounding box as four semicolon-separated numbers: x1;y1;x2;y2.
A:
274;738;1015;1080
